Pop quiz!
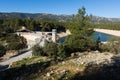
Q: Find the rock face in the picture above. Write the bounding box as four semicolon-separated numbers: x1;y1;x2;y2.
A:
70;51;114;66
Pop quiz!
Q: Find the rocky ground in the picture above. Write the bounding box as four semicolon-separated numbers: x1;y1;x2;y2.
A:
25;51;117;80
1;51;120;80
70;51;113;66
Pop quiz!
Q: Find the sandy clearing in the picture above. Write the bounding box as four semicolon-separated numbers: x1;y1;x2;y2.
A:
57;29;71;38
94;29;120;37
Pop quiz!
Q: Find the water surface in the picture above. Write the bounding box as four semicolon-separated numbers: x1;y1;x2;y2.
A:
58;31;116;43
93;32;112;42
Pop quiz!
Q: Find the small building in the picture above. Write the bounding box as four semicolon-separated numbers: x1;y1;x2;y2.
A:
17;26;31;32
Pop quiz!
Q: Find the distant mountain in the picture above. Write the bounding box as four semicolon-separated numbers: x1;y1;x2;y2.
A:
0;12;120;23
92;16;120;23
0;12;73;22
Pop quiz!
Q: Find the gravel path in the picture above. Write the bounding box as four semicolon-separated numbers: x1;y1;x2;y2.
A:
0;50;32;71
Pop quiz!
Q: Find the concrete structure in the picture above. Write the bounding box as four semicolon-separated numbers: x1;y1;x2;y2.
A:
52;29;57;43
16;29;58;48
19;32;47;48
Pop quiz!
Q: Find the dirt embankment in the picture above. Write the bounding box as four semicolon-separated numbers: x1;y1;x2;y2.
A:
94;29;120;37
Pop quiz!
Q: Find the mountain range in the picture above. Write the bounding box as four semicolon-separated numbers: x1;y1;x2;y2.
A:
0;12;120;23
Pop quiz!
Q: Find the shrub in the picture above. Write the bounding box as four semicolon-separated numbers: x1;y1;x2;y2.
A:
5;27;14;33
99;41;120;54
0;45;6;57
8;42;26;50
57;44;70;59
43;41;57;57
6;34;27;50
65;34;96;52
32;44;44;56
99;43;109;52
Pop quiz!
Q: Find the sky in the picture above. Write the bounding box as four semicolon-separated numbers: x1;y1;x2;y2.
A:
0;0;120;18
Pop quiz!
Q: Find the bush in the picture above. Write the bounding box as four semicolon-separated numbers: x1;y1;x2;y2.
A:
43;41;57;57
0;45;6;57
99;43;109;52
6;34;27;50
57;44;70;59
8;42;27;50
5;27;14;33
65;34;96;52
99;41;120;54
32;41;70;59
32;44;44;56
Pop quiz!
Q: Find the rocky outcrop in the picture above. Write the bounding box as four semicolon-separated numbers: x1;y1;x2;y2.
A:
70;51;113;66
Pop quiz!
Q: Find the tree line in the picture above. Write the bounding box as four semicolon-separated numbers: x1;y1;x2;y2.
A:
0;19;66;33
94;23;120;30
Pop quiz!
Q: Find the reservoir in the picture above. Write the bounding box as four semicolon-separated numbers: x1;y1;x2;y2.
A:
58;31;116;43
93;31;112;42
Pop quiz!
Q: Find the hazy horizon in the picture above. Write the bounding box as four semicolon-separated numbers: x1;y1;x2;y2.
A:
0;0;120;18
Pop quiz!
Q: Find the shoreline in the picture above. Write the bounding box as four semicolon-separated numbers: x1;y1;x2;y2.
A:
94;29;120;37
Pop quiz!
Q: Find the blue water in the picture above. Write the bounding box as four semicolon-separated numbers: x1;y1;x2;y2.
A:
58;37;66;43
93;32;112;42
58;31;114;43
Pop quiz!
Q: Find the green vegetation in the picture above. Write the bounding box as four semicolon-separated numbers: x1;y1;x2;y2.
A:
32;41;57;57
0;33;27;57
10;56;50;68
4;34;27;50
65;35;96;52
94;23;120;30
0;19;66;33
0;44;6;57
64;7;96;53
67;7;93;35
32;44;44;56
99;38;120;54
57;44;69;58
32;41;70;59
43;41;57;57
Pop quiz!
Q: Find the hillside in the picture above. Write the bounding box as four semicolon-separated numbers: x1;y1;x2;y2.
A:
0;12;73;22
0;12;120;23
92;16;120;23
1;51;120;80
